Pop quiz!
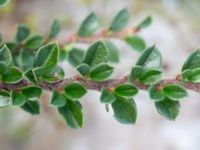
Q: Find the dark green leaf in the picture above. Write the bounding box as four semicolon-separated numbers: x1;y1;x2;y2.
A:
58;99;83;128
84;41;109;67
90;63;113;81
155;97;180;120
11;91;26;106
136;45;162;69
100;88;116;103
22;86;42;101
109;8;129;32
129;66;144;81
114;83;138;97
112;97;137;124
49;19;60;38
139;69;162;85
76;63;91;76
187;68;200;82
24;69;38;84
163;84;187;100
25;35;43;49
0;90;10;97
0;0;9;6
137;16;152;29
125;35;146;51
21;101;40;115
51;91;66;107
77;12;99;36
104;40;119;63
65;83;87;100
0;45;12;74
148;85;164;101
1;66;23;83
67;48;84;67
15;25;30;43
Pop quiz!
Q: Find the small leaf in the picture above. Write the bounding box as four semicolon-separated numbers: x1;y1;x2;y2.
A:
100;88;116;103
58;99;83;128
109;8;129;32
49;19;60;38
77;12;99;36
148;85;164;101
129;66;144;81
181;69;192;81
24;69;38;84
15;25;30;43
0;90;10;97
84;41;109;67
0;96;10;107
25;35;43;49
65;83;87;100
90;63;113;81
34;43;59;76
0;0;9;7
136;45;162;69
187;68;200;82
114;83;138;97
112;97;137;124
0;45;12;74
155;97;180;120
1;66;23;84
22;86;42;101
139;69;162;85
125;35;146;51
67;48;84;67
137;16;152;29
104;40;119;63
21;101;40;115
76;63;91;76
11;91;26;106
163;84;187;100
51;91;66;107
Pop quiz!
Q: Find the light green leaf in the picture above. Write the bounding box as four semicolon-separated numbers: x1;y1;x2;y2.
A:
76;63;91;76
104;40;119;63
129;66;144;81
84;41;109;67
49;19;61;38
163;84;187;100
137;16;152;29
0;0;10;7
100;88;116;103
136;45;162;69
112;97;137;124
65;83;87;100
155;97;180;121
148;85;164;101
22;86;42;101
77;12;99;36
11;91;26;106
58;99;83;128
139;69;162;85
51;91;66;107
67;48;84;67
114;83;138;97
21;101;40;115
109;8;129;32
90;63;113;81
25;35;43;49
0;96;10;107
125;35;146;51
15;25;30;43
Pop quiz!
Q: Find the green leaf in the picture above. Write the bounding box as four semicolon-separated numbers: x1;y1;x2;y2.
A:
155;97;180;121
22;86;42;101
77;12;99;37
139;69;162;85
0;90;10;97
181;69;192;81
15;25;30;43
103;40;119;63
114;83;138;97
136;45;162;69
182;49;200;71
49;19;61;38
11;91;26;106
148;85;164;101
65;83;87;100
0;45;13;74
0;96;10;107
137;16;152;29
25;35;43;49
58;99;83;128
24;69;38;84
187;68;200;82
163;84;187;100
0;0;9;7
33;43;59;76
84;41;109;67
109;8;129;32
1;66;23;84
51;91;66;107
125;35;146;51
100;88;116;103
90;63;113;81
76;63;91;76
112;97;137;124
21;101;40;115
129;66;144;81
67;48;84;67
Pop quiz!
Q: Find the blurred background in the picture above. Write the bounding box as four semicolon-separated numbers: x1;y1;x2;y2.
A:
0;0;200;150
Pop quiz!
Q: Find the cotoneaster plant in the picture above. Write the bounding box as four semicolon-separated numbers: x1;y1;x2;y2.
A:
0;2;200;129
